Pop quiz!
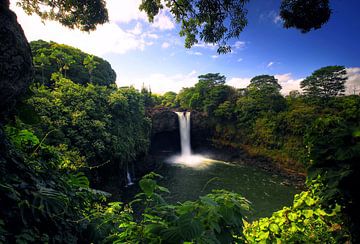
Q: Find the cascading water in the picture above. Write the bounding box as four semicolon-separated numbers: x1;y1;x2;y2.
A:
176;111;191;156
125;165;134;186
169;111;213;168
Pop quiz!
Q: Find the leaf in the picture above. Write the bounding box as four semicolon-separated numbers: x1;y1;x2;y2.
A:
139;178;156;197
200;196;218;206
269;223;279;234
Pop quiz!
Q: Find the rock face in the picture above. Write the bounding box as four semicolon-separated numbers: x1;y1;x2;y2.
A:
149;108;179;135
0;1;33;118
148;107;212;153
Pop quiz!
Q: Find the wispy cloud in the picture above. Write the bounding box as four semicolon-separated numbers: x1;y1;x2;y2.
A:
151;9;175;30
161;42;170;49
260;10;283;25
211;55;219;59
233;41;246;49
237;58;243;62
186;50;203;56
193;42;217;49
11;0;174;56
267;61;275;68
117;70;199;94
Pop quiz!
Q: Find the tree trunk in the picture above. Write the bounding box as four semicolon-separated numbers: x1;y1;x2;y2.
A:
0;0;33;119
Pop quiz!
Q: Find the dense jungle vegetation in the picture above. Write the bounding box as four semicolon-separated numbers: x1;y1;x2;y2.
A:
0;39;359;243
1;0;359;243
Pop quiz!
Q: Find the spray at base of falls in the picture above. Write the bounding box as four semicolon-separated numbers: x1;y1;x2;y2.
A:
168;112;214;168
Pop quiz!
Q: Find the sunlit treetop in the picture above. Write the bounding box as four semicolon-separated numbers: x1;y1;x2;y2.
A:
16;0;108;31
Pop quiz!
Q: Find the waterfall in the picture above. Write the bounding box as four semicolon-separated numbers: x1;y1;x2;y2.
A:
125;166;134;186
176;111;191;156
169;111;212;168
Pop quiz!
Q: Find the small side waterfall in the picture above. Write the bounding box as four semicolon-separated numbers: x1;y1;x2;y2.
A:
176;111;191;156
126;170;134;186
125;163;134;186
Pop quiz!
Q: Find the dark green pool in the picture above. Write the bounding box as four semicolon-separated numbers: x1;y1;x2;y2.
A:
155;159;300;220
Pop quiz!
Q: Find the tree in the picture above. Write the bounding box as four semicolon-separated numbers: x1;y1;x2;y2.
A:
33;52;50;83
280;0;331;33
16;0;108;31
83;55;99;83
300;66;347;98
31;40;116;86
198;73;226;85
140;0;334;53
249;75;282;91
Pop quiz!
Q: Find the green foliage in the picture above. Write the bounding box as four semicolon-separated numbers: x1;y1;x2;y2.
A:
244;180;349;243
139;0;333;53
30;40;116;86
140;0;249;53
109;173;250;243
176;73;234;115
280;0;331;33
0;124;106;243
161;91;179;108
301;65;347;99
17;0;108;31
26;75;150;178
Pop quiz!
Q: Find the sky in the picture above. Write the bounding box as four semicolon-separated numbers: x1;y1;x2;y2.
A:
10;0;360;95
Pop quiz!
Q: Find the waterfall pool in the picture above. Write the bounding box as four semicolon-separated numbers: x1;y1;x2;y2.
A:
120;111;301;220
155;158;300;220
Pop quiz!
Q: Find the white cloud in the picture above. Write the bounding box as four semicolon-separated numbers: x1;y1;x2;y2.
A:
275;73;304;95
116;70;199;94
227;77;251;89
273;15;282;24
10;5;154;56
211;55;219;59
193;42;217;50
151;10;175;30
161;42;170;49
345;67;360;95
106;0;147;23
186;51;203;56
237;58;243;62
129;23;142;35
261;10;283;25
234;41;246;49
10;0;175;56
267;61;275;68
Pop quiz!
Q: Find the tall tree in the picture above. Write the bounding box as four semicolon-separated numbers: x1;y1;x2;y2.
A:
249;75;282;92
198;73;226;85
300;65;347;98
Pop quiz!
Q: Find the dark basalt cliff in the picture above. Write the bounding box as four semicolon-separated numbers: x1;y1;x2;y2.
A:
0;1;33;118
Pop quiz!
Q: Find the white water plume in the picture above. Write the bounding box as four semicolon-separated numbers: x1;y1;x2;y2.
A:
169;112;214;168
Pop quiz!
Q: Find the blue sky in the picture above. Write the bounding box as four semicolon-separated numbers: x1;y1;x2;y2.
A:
11;0;360;94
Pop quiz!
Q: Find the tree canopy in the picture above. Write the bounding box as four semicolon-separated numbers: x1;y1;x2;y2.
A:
16;0;334;53
16;0;108;31
280;0;331;33
30;40;116;86
300;65;347;98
